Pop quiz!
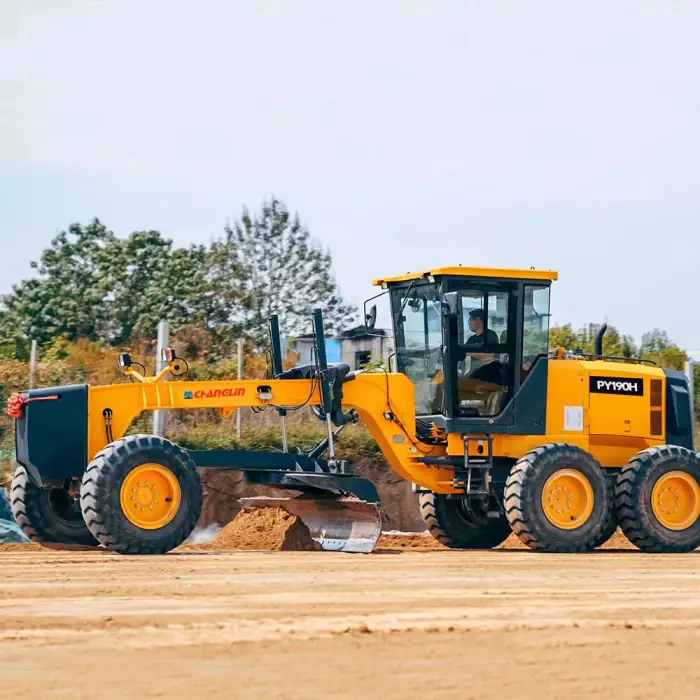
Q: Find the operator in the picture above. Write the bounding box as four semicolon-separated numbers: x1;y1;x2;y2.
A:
456;309;502;384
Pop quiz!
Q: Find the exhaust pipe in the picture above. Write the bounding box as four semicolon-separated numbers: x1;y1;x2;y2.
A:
594;323;608;357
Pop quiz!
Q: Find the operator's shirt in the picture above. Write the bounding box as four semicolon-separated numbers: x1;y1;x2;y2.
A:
462;329;499;375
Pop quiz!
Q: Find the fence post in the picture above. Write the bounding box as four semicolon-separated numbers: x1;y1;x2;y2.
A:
236;338;243;439
152;321;170;437
29;339;38;389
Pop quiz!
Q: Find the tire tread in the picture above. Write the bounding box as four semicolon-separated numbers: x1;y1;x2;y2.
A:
79;434;202;555
503;442;613;553
10;465;96;545
418;492;512;549
614;445;700;553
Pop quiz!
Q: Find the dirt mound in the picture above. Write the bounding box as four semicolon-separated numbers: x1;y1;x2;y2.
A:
373;531;527;552
496;528;643;551
195;507;323;552
374;528;641;552
599;529;638;550
0;541;104;552
376;533;448;551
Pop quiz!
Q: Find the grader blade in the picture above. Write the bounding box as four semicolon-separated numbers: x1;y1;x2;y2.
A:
239;496;382;553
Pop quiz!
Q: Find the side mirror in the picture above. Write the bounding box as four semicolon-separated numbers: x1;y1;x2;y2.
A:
160;347;177;363
365;303;377;331
118;352;132;369
442;292;461;317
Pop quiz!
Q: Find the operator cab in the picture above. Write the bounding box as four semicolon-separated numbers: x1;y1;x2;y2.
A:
370;266;557;434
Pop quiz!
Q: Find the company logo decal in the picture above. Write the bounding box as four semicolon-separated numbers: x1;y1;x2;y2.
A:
183;388;245;400
589;376;643;396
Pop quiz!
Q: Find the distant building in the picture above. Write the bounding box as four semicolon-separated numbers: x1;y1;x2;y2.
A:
338;326;393;370
281;327;393;370
280;335;342;366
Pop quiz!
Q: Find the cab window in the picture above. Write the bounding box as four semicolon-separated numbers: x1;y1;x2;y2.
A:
522;284;551;379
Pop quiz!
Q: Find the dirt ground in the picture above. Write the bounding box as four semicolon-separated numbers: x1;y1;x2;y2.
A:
2;531;700;699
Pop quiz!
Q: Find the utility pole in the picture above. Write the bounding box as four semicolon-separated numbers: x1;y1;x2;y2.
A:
29;340;38;390
152;321;169;437
236;337;243;439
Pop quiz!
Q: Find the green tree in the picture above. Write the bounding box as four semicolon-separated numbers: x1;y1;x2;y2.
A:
0;220;249;352
0;219;115;345
104;231;247;345
223;197;356;345
548;323;582;352
549;322;636;357
639;329;687;370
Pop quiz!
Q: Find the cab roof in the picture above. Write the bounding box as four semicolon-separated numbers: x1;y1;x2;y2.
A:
372;266;559;286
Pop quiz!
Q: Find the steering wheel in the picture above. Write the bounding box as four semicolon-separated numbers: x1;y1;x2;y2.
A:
468;358;505;385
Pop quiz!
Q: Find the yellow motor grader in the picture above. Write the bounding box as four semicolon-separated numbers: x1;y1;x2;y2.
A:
8;266;700;554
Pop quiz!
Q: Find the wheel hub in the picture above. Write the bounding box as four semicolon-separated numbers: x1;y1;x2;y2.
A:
651;471;700;531
47;488;84;526
542;469;594;530
120;464;182;530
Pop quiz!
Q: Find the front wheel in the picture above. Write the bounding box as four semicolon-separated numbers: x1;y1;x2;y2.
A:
80;434;203;554
418;492;512;549
10;466;97;545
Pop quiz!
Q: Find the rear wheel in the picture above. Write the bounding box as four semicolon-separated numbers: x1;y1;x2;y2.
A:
504;443;613;552
591;509;619;548
10;465;97;545
615;445;700;553
80;434;202;554
418;492;512;549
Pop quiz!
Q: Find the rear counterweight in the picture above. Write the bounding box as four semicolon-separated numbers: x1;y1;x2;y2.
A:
14;384;89;485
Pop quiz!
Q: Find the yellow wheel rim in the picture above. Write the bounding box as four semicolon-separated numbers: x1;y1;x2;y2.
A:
542;469;595;530
651;471;700;531
119;464;182;530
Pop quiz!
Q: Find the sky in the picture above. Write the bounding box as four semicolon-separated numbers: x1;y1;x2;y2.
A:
1;1;699;356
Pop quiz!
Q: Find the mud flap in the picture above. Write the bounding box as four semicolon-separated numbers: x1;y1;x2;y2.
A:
239;496;382;553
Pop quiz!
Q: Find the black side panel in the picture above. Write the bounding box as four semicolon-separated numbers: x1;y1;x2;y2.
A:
189;450;334;471
15;385;89;484
189;449;380;501
446;357;548;435
664;369;694;451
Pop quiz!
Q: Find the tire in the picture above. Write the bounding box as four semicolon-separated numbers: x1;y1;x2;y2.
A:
10;466;97;545
80;434;202;554
614;445;700;553
591;472;620;548
591;509;618;549
418;492;512;549
504;443;613;552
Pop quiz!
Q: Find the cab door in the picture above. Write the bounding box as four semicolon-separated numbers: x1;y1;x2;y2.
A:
444;279;518;425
